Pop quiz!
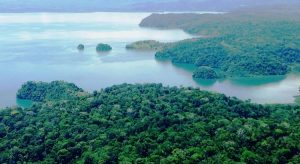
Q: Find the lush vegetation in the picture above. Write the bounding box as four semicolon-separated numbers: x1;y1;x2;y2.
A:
1;81;300;163
193;66;221;79
17;81;87;102
96;43;112;52
155;37;294;77
126;40;173;51
140;7;300;78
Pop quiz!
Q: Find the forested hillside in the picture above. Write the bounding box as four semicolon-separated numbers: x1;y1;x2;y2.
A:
139;7;300;78
1;81;300;163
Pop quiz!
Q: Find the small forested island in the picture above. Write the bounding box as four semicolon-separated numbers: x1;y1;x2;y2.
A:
126;40;173;51
139;7;300;78
1;81;300;163
77;44;85;51
193;66;221;79
96;43;112;52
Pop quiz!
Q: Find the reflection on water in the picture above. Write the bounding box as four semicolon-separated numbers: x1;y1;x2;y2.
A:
0;12;299;108
167;62;299;104
229;75;287;86
194;78;218;87
172;63;197;72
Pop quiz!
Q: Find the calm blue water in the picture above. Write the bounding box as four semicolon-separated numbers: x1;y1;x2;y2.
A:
0;12;299;108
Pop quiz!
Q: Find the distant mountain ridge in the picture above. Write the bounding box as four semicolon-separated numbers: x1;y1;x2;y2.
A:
132;0;300;11
0;0;299;12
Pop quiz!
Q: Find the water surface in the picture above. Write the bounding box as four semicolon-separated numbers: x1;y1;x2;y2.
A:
0;12;299;108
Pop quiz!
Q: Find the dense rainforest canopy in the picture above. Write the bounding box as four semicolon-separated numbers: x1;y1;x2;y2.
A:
17;81;87;102
1;81;300;163
139;7;300;78
192;66;221;79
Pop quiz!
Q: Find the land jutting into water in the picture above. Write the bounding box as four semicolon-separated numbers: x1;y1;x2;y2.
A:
0;81;299;163
131;6;300;79
1;4;300;163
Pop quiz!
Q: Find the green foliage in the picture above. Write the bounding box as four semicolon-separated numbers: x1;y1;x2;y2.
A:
16;81;86;102
155;36;294;77
241;150;260;163
142;9;300;77
126;40;173;51
96;43;112;52
1;82;300;163
193;66;220;79
277;48;300;63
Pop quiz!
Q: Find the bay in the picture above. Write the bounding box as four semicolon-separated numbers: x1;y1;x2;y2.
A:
0;12;299;108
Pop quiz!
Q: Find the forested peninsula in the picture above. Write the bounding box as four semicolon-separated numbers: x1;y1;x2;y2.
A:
137;7;300;79
126;40;174;51
1;81;300;163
